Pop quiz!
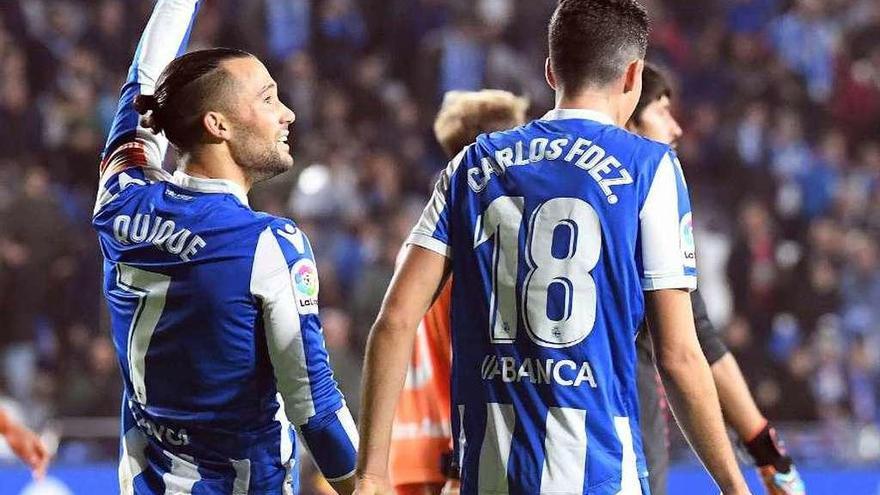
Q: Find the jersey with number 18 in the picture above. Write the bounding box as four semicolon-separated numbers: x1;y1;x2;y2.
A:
407;108;697;495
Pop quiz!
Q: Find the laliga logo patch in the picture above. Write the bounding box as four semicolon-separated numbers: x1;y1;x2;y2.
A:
294;262;318;297
680;212;696;268
291;259;319;314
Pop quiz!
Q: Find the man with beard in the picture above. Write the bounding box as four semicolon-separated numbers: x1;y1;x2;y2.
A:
92;1;357;493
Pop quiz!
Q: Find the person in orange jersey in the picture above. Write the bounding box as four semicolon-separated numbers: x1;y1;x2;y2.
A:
389;90;528;495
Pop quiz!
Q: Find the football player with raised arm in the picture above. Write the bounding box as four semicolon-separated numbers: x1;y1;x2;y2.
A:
93;1;357;493
355;1;750;494
628;64;806;495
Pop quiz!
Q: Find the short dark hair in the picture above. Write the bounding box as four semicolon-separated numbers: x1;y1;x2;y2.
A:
134;47;253;151
548;0;649;93
631;63;672;124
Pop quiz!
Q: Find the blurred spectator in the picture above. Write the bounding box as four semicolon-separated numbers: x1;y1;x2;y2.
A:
798;130;845;220
0;167;74;406
314;0;367;79
265;0;311;63
769;0;838;101
840;233;880;337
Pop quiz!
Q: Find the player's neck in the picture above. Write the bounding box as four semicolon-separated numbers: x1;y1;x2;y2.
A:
178;145;252;192
555;92;626;127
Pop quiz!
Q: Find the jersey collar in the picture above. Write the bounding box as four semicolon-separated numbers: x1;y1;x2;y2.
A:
541;108;616;126
171;171;250;206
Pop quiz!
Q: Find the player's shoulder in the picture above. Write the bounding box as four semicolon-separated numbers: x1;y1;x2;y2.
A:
472;121;533;154
255;214;314;264
590;122;674;164
251;214;319;308
94;165;170;214
453;121;533;170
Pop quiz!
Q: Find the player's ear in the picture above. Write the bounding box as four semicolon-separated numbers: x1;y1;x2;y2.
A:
545;58;558;91
203;111;231;142
623;59;644;94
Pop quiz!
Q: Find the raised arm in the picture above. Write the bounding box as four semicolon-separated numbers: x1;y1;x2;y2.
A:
99;0;201;180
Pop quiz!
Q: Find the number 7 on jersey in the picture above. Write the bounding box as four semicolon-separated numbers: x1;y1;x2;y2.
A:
116;263;171;405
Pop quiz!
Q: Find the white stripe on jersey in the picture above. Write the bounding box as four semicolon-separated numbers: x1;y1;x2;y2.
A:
324;406;360;482
119;426;148;495
251;227;316;425
136;0;198;89
117;263;171;406
407;147;468;258
230;458;251;494
337;406;360;450
275;394;295;465
639;153;695;291
478;403;515;493
457;405;467;477
162;451;201;494
613;417;641;495
540;407;587;494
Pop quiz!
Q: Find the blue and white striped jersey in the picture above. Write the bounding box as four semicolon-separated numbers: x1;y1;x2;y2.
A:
408;108;697;495
92;2;356;493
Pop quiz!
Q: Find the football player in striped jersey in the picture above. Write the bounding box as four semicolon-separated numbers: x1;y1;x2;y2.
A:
355;1;750;494
93;1;357;493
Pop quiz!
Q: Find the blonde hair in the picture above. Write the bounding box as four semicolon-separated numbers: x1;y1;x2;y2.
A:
433;90;529;158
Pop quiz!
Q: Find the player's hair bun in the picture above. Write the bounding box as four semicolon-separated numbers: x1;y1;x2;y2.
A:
134;94;158;114
134;94;163;134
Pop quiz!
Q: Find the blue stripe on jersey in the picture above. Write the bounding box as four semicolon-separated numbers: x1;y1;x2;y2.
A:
300;408;357;480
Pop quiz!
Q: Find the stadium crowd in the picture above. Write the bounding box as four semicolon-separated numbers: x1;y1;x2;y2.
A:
0;0;878;467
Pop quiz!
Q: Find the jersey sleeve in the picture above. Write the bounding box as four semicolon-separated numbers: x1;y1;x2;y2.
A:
95;0;201;213
406;148;468;258
249;221;358;481
638;151;698;291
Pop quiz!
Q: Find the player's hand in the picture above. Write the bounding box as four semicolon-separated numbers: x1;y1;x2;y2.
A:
440;478;460;495
758;465;805;495
2;421;50;479
353;474;392;495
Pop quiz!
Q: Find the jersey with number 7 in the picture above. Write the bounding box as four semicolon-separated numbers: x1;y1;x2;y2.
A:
90;1;357;493
407;108;696;495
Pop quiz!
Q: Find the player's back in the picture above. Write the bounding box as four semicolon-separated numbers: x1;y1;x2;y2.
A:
409;109;695;494
93;168;334;492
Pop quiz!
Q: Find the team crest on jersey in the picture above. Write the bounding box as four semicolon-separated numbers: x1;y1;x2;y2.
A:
291;259;319;314
680;212;696;268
